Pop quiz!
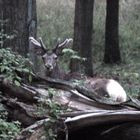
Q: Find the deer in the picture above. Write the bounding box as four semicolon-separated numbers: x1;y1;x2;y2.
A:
29;36;73;79
29;37;127;103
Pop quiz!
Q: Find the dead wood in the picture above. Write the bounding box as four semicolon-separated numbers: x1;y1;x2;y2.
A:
0;77;37;103
15;118;50;140
65;110;140;131
0;75;139;112
0;96;48;126
33;76;124;105
33;76;140;110
0;75;124;110
15;118;65;140
1;74;140;139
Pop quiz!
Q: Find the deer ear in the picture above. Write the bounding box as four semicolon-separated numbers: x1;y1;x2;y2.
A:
29;37;46;55
53;38;73;55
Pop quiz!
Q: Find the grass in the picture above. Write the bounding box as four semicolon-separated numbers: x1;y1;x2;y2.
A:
37;0;140;97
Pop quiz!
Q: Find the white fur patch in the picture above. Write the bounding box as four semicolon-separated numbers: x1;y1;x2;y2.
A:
106;79;127;102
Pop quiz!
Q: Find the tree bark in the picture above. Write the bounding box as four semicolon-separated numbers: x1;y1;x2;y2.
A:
0;0;37;56
104;0;121;64
70;0;94;76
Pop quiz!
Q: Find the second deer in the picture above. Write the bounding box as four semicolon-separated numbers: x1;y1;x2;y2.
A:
29;37;127;103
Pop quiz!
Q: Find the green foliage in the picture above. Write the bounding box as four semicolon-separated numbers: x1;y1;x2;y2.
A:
58;48;86;71
0;90;21;140
0;119;21;140
0;99;21;140
37;88;67;140
0;48;33;85
44;120;57;140
0;103;8;120
62;48;86;61
0;18;33;85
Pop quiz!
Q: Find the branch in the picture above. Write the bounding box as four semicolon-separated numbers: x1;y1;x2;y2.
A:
65;110;140;131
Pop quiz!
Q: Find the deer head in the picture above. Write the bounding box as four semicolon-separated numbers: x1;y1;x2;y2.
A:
29;37;73;78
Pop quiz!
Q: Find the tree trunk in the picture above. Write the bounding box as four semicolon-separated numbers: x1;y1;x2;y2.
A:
0;0;37;56
104;0;121;64
70;0;94;76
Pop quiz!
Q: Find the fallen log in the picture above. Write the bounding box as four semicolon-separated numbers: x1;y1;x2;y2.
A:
0;77;38;103
0;75;127;110
15;118;50;140
65;110;140;131
0;96;48;126
1;74;140;140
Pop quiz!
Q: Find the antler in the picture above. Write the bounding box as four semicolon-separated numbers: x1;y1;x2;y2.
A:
53;38;73;54
29;37;47;54
29;37;41;48
38;37;47;52
59;38;73;47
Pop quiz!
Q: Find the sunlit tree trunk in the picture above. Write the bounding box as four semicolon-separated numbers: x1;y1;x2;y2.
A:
0;0;37;56
104;0;121;64
70;0;94;76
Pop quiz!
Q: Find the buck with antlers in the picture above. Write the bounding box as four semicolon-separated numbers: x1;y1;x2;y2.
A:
29;37;127;103
29;37;73;79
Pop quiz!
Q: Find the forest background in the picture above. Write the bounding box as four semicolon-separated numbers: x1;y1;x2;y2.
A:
37;0;140;96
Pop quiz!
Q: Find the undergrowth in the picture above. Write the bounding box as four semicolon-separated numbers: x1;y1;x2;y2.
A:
0;102;21;140
0;119;21;140
0;48;33;85
37;88;68;140
0;18;33;86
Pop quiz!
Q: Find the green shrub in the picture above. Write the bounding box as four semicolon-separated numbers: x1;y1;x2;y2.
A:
0;119;21;140
37;88;68;140
0;48;33;85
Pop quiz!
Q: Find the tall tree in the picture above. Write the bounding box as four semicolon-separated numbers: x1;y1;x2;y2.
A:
104;0;121;64
70;0;94;76
0;0;37;56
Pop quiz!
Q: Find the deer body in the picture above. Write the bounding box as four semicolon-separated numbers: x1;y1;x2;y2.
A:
85;78;127;102
29;37;127;103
